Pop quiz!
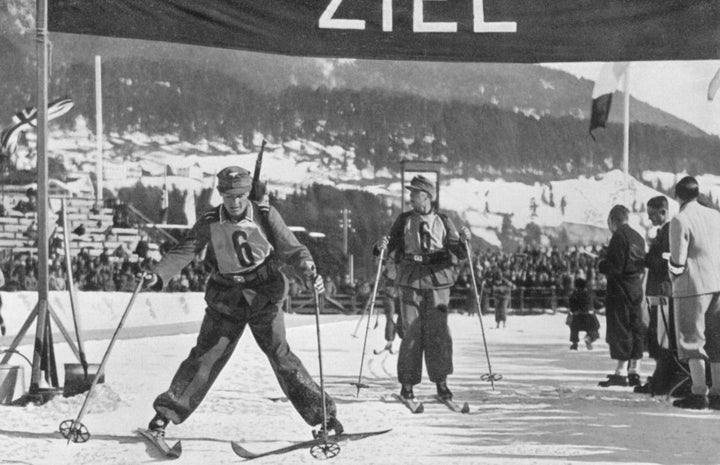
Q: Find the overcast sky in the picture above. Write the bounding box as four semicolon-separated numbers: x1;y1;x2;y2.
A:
544;60;720;137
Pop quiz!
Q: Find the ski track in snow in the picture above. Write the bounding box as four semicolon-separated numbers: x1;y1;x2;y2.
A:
2;313;720;464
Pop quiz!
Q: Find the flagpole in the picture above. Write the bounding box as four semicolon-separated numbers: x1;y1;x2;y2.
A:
622;64;630;176
31;0;52;392
95;55;103;206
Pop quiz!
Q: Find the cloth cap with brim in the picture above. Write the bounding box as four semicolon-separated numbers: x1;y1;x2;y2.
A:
405;175;435;198
217;166;252;195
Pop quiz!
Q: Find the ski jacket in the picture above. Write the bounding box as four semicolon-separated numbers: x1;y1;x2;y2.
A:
383;209;466;290
152;202;312;293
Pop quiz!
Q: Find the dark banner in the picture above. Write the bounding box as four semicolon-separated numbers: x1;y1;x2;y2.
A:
48;0;720;63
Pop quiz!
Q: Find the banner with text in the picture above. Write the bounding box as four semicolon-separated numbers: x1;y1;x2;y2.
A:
48;0;720;63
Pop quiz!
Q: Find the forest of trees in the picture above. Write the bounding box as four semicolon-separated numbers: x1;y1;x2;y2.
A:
3;53;720;182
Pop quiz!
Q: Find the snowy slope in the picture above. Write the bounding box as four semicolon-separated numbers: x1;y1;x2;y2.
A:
21;125;686;247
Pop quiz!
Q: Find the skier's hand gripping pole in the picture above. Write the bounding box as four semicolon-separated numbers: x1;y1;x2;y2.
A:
60;277;145;444
310;273;341;460
464;239;502;390
350;244;386;396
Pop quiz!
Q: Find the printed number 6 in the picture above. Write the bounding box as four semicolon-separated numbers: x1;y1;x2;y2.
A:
232;231;255;267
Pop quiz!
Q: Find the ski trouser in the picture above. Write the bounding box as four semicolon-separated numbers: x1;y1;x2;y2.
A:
153;303;336;426
397;286;453;385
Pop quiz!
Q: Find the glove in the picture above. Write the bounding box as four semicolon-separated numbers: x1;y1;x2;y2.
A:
301;261;317;277
378;236;389;251
138;271;158;290
313;274;326;295
301;261;325;294
459;226;471;242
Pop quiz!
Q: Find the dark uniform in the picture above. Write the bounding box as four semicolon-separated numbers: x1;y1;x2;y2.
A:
598;223;646;363
641;221;689;395
147;166;339;434
381;175;467;398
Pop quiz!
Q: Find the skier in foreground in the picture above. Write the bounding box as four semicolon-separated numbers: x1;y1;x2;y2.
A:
376;175;470;402
141;166;342;439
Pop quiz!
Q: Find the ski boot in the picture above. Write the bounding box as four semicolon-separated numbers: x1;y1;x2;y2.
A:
148;413;170;438
314;417;344;438
584;335;595;350
436;381;453;400
400;383;414;400
570;343;578;350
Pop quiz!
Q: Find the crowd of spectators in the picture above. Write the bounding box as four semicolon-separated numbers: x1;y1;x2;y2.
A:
0;243;607;303
463;244;607;296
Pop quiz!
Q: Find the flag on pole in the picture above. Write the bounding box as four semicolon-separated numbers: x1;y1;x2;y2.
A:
0;97;74;155
209;170;223;206
183;189;197;226
708;67;720;101
160;166;170;224
589;63;630;139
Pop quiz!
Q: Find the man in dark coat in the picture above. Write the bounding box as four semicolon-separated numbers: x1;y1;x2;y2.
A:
636;195;689;395
142;166;341;438
597;204;647;387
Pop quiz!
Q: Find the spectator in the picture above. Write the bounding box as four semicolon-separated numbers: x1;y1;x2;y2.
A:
324;275;336;297
567;278;600;350
636;195;687;396
493;276;512;328
49;267;67;291
668;176;720;410
135;235;150;259
13;187;37;214
597;204;647;388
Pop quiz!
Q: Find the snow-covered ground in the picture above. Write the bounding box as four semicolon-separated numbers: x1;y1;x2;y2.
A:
2;307;720;465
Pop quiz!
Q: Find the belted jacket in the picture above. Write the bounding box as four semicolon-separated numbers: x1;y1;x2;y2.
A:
152;202;313;309
383;209;466;290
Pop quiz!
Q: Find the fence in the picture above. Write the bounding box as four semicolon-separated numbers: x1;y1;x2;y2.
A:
287;286;607;315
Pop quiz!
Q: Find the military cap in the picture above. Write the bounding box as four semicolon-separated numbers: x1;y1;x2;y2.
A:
405;175;436;199
217;166;252;195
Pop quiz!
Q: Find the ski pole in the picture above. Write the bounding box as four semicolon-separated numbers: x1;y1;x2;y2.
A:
61;198;89;378
59;278;144;444
350;298;372;338
464;240;502;390
310;277;341;460
350;247;386;396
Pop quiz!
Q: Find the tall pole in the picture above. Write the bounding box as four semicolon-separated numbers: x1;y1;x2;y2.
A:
95;55;103;205
31;0;51;391
622;65;630;176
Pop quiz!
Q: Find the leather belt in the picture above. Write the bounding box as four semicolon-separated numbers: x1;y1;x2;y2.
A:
402;252;449;265
213;263;275;286
647;295;669;306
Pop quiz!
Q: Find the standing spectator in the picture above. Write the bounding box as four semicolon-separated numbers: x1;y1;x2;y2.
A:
134;235;150;259
376;174;470;401
636;195;687;395
597;205;647;388
493;276;512;328
48;266;66;291
567;278;600;350
23;268;38;291
668;176;720;410
324;275;336;297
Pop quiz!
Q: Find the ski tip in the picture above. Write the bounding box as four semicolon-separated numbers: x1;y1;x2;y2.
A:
231;441;258;459
461;402;470;414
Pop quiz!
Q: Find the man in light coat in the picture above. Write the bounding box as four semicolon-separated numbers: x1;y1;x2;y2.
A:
669;176;720;409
